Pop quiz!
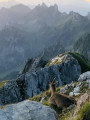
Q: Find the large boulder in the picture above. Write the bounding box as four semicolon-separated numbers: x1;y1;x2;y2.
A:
0;53;81;106
0;100;57;120
78;71;90;81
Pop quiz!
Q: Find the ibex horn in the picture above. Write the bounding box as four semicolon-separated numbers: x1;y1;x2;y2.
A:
52;77;56;83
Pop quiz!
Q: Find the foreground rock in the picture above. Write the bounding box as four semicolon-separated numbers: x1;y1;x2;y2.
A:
0;53;81;106
0;100;57;120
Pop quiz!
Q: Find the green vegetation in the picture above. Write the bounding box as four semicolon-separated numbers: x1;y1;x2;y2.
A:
0;81;7;88
58;109;75;120
0;80;10;88
80;82;89;93
29;90;50;102
77;102;90;120
58;102;90;120
70;52;90;73
0;106;6;109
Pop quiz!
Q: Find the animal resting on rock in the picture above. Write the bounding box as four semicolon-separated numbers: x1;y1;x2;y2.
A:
48;78;77;109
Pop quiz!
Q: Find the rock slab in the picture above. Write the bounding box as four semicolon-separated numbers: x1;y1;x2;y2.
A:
0;100;57;120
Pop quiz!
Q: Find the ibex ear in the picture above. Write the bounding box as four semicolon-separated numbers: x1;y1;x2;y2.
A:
52;77;56;83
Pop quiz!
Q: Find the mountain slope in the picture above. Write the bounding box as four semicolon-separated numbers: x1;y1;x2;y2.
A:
54;11;90;48
0;4;90;78
0;4;31;29
0;25;64;74
73;34;90;62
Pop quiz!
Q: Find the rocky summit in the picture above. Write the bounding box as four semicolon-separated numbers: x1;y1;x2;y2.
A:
0;53;81;106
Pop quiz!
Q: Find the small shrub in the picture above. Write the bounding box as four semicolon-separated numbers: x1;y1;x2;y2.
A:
0;106;5;109
0;81;7;88
29;94;43;102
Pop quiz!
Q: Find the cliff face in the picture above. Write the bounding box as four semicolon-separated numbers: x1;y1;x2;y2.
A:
0;53;81;106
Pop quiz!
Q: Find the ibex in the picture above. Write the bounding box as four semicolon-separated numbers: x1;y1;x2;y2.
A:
48;78;76;109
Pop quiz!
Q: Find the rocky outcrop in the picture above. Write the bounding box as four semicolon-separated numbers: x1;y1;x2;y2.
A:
60;79;90;96
20;57;47;74
0;53;81;106
0;100;57;120
78;71;90;81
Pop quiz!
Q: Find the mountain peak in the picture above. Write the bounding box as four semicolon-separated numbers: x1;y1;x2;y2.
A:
69;11;80;16
87;12;90;20
11;3;30;9
41;3;47;8
54;4;58;10
7;3;31;15
34;3;47;10
69;11;84;21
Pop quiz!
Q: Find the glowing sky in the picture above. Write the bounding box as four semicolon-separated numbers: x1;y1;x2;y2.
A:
0;0;90;15
0;0;89;5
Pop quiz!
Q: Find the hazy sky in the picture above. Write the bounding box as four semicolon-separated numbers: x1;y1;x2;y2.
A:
0;0;89;5
0;0;90;15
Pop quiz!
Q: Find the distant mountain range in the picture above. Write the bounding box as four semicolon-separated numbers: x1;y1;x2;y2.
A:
0;3;90;79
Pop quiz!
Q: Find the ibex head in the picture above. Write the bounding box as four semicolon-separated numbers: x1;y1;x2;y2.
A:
49;78;58;94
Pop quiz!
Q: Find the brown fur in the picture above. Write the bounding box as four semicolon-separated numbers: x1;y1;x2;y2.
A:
48;80;76;109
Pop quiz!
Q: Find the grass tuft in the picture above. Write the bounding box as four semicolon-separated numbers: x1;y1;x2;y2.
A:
79;102;90;120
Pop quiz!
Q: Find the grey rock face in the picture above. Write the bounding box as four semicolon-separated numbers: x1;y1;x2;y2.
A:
78;71;90;81
60;79;89;96
20;57;47;74
0;53;81;106
0;100;57;120
0;80;22;106
60;78;90;96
